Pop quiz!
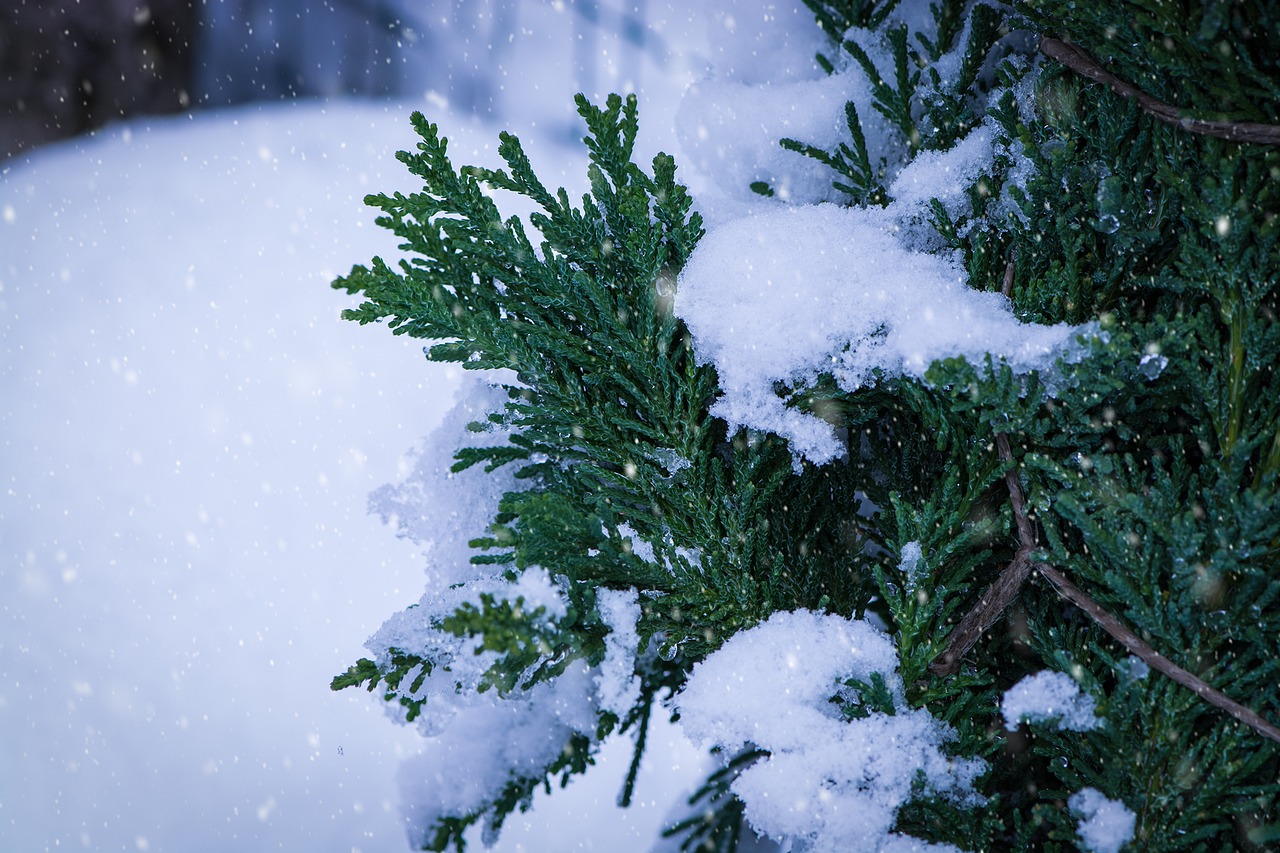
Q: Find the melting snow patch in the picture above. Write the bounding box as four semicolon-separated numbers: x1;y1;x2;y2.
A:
674;610;984;853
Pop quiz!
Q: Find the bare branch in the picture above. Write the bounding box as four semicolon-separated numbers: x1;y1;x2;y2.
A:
1033;561;1280;744
1039;37;1280;145
928;434;1034;676
1001;257;1016;299
932;430;1280;744
928;548;1032;676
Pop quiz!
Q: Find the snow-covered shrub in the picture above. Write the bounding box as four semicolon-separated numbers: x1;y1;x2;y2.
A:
333;1;1280;849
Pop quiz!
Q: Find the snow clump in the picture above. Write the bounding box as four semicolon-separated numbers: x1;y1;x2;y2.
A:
362;378;602;845
1069;787;1136;853
397;661;599;848
369;378;519;589
677;200;1090;463
674;610;985;853
1001;669;1102;732
899;541;927;590
594;587;643;717
673;0;1093;465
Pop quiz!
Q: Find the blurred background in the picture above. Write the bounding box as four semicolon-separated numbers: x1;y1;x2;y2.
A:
0;0;705;160
1;3;722;851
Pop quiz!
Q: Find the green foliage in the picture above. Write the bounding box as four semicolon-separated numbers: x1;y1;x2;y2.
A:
439;593;576;694
781;1;1280;849
781;99;889;206
1013;0;1280;125
831;670;898;720
661;748;767;853
802;0;903;41
331;650;430;722
331;92;883;849
332;2;1280;850
783;1;1007;206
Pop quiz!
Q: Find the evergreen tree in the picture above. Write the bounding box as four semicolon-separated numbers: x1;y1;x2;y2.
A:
331;1;1279;850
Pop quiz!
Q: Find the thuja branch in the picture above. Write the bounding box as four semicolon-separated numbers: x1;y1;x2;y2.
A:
948;425;1280;742
926;258;1021;676
1038;36;1280;145
927;548;1031;677
928;433;1032;677
1031;561;1280;744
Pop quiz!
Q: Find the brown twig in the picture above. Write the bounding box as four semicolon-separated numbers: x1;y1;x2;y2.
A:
1003;438;1280;742
1000;256;1016;299
928;547;1032;676
931;426;1280;742
928;434;1034;676
1039;36;1280;145
996;433;1034;547
1033;561;1280;744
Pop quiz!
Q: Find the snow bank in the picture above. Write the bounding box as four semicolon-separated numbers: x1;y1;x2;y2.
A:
398;661;600;847
0;99;460;853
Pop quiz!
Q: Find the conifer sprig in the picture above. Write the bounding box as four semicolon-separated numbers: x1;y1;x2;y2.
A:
764;0;1280;847
333;2;1280;847
333;94;888;849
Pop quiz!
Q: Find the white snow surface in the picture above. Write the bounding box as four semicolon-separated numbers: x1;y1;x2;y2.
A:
1069;787;1136;853
677;200;1089;463
889;125;996;220
672;2;1092;465
0;98;700;852
0;99;455;853
674;610;985;853
1001;670;1102;733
